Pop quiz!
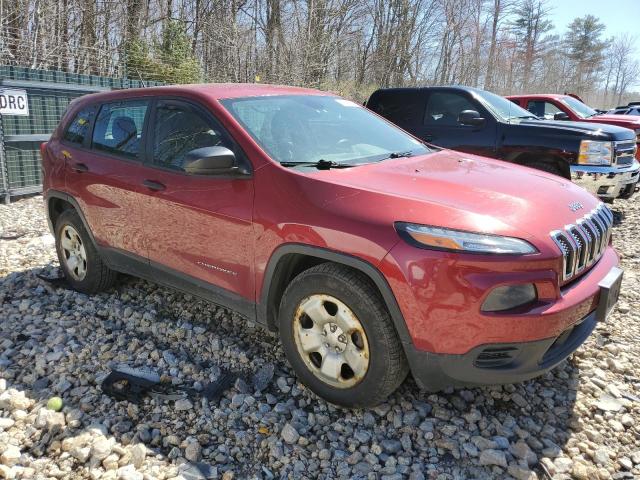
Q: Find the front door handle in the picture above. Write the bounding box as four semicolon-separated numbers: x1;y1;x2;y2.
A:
71;163;89;173
142;179;166;191
424;134;433;142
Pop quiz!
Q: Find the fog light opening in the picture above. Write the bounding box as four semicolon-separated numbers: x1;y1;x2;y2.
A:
481;284;537;312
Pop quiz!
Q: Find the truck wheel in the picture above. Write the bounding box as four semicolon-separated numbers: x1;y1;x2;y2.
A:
527;160;564;178
278;263;409;407
54;209;117;293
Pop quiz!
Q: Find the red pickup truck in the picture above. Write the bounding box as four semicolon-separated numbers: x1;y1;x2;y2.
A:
507;94;640;161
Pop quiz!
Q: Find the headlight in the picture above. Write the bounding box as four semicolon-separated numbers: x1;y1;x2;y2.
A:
395;223;537;254
578;140;613;165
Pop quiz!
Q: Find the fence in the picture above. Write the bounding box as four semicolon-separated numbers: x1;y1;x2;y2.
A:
0;66;162;203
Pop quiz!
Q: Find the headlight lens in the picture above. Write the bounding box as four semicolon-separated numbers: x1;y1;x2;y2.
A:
396;223;537;254
578;140;613;165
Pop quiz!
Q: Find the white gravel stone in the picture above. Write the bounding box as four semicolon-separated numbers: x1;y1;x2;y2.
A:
281;423;299;444
0;446;21;466
0;465;16;480
91;437;113;461
129;444;146;468
173;399;193;411
184;441;201;462
0;419;15;430
478;449;507;468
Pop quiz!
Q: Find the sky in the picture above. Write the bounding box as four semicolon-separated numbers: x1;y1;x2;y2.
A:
548;0;640;56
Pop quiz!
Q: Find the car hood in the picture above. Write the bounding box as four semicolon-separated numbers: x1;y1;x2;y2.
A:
309;150;601;246
519;118;636;141
586;114;640;130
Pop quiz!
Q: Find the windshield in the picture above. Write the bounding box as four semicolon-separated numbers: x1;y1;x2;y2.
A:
472;89;538;122
560;96;597;119
222;95;430;166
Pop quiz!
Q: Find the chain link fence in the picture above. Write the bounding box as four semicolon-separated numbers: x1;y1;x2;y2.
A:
0;67;163;203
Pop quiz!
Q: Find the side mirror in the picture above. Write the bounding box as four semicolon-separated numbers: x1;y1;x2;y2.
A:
458;110;485;127
183;146;247;175
554;112;570;121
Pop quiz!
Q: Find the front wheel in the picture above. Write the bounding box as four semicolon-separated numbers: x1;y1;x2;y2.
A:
526;160;564;178
278;263;408;407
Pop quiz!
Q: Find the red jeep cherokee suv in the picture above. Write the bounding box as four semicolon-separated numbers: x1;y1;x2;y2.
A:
41;84;622;407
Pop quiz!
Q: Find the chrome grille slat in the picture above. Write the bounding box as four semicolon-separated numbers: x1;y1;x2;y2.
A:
550;204;613;282
614;140;637;167
568;225;588;272
577;219;597;265
590;213;607;255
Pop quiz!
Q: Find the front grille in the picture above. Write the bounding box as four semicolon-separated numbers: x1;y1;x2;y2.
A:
474;346;519;369
614;140;637;167
550;204;613;282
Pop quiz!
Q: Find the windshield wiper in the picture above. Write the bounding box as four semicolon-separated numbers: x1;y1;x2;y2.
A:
385;151;414;160
280;159;357;170
512;115;539;120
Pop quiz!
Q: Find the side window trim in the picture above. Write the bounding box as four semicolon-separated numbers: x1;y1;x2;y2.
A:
83;103;99;149
145;96;252;176
89;98;152;163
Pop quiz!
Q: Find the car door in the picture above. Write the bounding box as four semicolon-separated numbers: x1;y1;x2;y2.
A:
417;90;497;158
139;98;255;302
63;99;151;260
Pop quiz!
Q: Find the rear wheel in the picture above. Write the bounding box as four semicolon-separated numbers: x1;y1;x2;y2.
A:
278;263;408;407
54;209;117;293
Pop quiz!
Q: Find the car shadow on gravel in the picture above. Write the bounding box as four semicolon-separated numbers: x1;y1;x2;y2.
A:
2;264;584;479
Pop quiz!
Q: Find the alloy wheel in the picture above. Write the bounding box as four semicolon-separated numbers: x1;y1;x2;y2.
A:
59;225;87;280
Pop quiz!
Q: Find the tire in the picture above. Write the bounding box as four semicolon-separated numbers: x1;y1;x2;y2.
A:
526;160;564;178
54;209;117;293
278;263;409;407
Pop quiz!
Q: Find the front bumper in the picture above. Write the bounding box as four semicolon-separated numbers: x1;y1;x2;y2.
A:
381;234;620;391
571;160;640;200
406;264;622;391
406;309;598;391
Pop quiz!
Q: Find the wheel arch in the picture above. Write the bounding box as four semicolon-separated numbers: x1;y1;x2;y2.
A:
511;152;571;179
45;190;99;249
258;244;412;346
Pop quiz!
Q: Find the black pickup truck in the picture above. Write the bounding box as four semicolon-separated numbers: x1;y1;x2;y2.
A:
366;86;639;201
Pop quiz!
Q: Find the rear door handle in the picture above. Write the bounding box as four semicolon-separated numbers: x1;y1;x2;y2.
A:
142;179;166;191
71;163;89;173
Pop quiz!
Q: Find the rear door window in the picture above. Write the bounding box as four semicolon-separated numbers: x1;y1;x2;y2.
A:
91;100;149;159
424;92;476;126
368;90;425;126
63;106;96;145
526;100;562;120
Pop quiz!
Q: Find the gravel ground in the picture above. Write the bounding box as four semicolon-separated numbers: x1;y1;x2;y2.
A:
1;195;639;480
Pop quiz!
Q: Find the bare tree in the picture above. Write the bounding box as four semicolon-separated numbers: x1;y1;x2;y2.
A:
0;0;637;106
